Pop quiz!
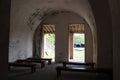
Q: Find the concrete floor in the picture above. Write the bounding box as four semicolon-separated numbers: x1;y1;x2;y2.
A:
8;62;111;80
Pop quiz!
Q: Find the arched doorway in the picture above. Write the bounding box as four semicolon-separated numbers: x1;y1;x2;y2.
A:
33;23;55;62
33;10;96;63
42;24;55;61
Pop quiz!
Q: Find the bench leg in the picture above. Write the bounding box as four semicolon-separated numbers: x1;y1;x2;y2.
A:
41;62;45;68
31;67;36;73
56;69;61;77
63;63;66;67
48;60;51;65
8;66;11;71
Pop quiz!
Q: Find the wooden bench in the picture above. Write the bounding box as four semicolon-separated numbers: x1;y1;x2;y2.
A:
56;66;112;78
8;62;36;73
16;59;45;68
27;58;52;65
62;62;95;68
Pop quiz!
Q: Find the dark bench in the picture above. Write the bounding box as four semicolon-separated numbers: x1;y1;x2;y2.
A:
27;58;52;65
62;62;95;68
8;62;36;73
16;59;45;68
56;66;112;78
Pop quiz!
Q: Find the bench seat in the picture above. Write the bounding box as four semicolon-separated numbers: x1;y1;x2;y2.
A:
16;59;45;68
8;62;36;73
62;62;95;68
27;58;52;65
56;66;112;78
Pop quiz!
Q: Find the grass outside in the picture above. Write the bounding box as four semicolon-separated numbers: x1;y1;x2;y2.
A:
44;52;55;58
73;48;84;59
44;48;84;59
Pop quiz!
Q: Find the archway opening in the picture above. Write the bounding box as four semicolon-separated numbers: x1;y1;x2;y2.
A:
33;10;95;63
